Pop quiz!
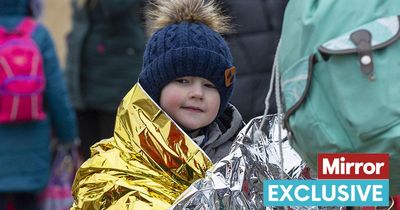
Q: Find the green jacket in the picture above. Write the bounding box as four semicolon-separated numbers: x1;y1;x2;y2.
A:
65;0;145;112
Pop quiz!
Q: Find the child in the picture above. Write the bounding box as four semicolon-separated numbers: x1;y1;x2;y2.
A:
71;0;243;209
0;0;78;209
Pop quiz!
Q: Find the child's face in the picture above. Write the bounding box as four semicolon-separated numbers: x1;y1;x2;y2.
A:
160;76;220;131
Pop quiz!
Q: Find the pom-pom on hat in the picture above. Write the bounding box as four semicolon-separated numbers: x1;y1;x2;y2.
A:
139;0;236;115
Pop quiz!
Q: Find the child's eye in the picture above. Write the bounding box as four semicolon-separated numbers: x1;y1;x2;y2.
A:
175;78;189;84
204;83;216;88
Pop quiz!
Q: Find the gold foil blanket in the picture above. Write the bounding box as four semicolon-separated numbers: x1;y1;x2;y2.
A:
71;83;213;210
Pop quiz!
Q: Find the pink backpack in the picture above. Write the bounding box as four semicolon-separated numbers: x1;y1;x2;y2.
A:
0;18;46;123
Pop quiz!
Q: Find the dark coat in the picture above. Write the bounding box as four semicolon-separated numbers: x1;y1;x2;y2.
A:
220;0;288;122
0;1;77;192
65;0;146;112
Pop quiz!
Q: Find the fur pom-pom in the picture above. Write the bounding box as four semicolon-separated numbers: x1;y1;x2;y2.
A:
145;0;232;36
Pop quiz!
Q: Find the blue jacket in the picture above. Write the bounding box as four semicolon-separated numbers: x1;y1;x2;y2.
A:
0;0;78;192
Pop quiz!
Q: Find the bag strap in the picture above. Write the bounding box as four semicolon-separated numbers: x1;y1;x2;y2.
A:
255;39;287;182
15;18;37;36
0;27;6;36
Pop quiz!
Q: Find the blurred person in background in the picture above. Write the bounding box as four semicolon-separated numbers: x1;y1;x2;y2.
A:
65;0;146;159
220;0;288;122
0;0;78;209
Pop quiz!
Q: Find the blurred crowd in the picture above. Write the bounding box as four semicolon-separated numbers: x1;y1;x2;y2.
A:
0;0;287;209
2;0;400;209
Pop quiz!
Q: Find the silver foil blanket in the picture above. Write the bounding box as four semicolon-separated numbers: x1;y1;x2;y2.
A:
170;115;344;210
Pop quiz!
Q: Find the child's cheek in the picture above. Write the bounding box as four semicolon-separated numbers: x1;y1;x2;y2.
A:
160;89;183;111
167;93;182;109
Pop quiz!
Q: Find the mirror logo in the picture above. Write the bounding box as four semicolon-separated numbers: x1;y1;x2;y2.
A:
263;153;390;207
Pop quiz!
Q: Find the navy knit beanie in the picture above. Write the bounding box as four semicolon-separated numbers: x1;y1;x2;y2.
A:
139;0;235;116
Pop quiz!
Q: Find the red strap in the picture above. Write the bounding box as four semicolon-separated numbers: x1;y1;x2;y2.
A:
394;195;400;209
15;17;37;36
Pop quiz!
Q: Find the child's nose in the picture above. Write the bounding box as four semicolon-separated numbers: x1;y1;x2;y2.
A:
189;84;204;99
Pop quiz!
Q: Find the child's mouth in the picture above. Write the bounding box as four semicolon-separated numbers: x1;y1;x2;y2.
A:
182;106;203;112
